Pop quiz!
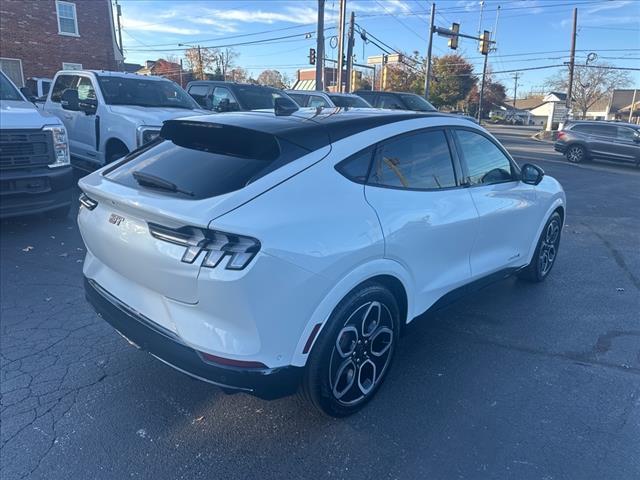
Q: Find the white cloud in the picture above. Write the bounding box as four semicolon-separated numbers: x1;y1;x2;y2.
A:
122;18;202;35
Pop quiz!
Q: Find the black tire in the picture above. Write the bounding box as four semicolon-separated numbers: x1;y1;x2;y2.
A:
300;282;401;417
518;211;562;283
107;144;129;164
49;204;71;220
565;144;586;163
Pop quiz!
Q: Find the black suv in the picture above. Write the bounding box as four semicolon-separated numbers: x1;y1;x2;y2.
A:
185;81;297;112
353;90;437;112
554;121;640;166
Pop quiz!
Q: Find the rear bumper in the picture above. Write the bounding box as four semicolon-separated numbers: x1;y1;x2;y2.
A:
0;166;73;218
84;276;303;400
553;142;566;153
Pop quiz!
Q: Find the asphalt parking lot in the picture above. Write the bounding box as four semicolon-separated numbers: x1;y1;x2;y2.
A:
1;126;639;480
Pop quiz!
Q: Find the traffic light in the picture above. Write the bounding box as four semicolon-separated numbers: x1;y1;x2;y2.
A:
448;23;460;50
479;30;491;55
309;48;316;65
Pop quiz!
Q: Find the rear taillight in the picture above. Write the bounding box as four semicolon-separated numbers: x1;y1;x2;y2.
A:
148;223;260;271
557;131;566;140
79;192;98;210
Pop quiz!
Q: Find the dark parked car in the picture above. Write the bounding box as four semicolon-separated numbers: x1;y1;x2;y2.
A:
185;81;297;112
285;90;373;109
354;90;437;112
554;121;640;166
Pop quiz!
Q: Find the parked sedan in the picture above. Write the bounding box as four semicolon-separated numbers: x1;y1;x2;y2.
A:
286;90;373;108
554;120;640;166
78;109;565;417
354;90;437;111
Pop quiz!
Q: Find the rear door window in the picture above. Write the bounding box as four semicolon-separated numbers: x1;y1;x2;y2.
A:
590;124;617;138
106;121;311;199
308;95;331;108
378;94;404;110
369;129;457;190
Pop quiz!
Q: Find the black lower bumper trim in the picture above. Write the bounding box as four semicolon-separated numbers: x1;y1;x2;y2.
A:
84;277;302;400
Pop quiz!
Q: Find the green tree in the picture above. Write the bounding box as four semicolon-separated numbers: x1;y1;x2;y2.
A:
429;54;476;109
467;77;507;118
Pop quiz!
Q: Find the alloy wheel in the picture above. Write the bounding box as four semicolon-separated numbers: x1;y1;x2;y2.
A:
329;301;395;406
539;217;561;276
567;146;584;163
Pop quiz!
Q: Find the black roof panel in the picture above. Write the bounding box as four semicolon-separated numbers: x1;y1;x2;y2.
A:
174;109;445;151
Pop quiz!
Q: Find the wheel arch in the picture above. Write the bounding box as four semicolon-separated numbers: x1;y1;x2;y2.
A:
525;198;566;264
290;259;414;367
104;137;129;163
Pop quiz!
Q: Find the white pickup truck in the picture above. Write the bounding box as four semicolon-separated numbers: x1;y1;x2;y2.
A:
0;70;73;218
43;70;205;171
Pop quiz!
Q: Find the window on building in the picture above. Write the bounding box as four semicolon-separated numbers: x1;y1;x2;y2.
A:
56;1;79;36
0;58;24;87
62;62;83;71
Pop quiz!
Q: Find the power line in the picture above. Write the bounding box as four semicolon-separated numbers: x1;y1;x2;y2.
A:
373;0;428;42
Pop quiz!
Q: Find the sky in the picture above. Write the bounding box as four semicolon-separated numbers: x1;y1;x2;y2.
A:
117;0;640;97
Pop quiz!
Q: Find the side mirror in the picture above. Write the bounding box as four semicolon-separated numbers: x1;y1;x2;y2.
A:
521;163;545;186
216;98;231;112
274;96;298;116
60;89;80;111
20;87;37;103
79;99;97;115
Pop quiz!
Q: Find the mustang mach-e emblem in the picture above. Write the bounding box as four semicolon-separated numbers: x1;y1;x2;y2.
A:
108;213;125;226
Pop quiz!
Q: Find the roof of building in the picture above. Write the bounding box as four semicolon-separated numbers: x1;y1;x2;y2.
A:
609;89;638;113
509;96;545;110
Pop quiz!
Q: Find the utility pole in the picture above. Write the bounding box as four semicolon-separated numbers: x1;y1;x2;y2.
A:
179;58;184;87
630;89;638;123
336;0;347;92
316;0;325;91
424;3;435;99
114;0;123;60
197;45;203;80
566;8;578;112
512;72;520;108
477;30;491;123
345;12;355;93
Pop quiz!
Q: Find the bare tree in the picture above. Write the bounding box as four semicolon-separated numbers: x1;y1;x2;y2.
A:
228;67;248;83
213;48;237;80
183;47;217;80
546;63;631;118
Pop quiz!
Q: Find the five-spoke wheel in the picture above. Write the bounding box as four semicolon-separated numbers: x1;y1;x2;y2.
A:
518;211;563;282
300;282;400;417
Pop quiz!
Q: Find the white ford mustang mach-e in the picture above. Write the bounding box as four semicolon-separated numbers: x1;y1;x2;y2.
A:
78;109;565;417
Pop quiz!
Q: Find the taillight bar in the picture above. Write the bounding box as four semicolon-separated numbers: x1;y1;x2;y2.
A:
148;223;260;270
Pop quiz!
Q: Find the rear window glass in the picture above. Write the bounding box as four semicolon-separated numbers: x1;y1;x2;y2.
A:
106;121;310;199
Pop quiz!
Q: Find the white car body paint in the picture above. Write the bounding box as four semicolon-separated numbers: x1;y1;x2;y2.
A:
78;113;566;371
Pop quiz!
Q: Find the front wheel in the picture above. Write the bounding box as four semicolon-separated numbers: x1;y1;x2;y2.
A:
565;144;586;163
518;211;562;282
300;282;400;417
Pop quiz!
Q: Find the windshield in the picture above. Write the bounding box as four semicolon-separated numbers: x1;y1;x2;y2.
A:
328;95;372;108
399;93;437;112
0;72;23;101
96;76;198;109
234;86;294;110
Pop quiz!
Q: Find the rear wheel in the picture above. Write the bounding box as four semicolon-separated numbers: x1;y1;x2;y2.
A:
518;211;562;283
106;142;129;164
300;282;400;417
565;144;586;163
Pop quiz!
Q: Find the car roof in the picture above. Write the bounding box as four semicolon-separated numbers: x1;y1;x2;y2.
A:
58;70;170;82
170;109;450;151
188;80;278;90
568;120;638;128
325;92;361;98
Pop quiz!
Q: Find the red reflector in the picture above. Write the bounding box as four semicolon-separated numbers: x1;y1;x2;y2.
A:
557;131;566;139
199;351;267;369
303;323;322;354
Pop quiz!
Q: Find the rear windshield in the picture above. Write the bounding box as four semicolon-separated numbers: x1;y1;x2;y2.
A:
234;86;295;110
399;93;437;112
107;121;310;199
328;95;372;108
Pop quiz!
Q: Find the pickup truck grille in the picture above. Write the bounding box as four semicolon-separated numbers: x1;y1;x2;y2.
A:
0;130;54;170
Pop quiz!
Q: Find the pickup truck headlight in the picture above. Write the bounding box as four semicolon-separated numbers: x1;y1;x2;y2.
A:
43;124;70;168
136;126;161;147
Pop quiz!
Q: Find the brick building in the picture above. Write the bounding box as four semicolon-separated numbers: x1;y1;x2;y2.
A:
0;0;123;87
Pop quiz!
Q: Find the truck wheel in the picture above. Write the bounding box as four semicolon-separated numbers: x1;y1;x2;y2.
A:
106;143;129;164
300;282;400;417
565;144;586;163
